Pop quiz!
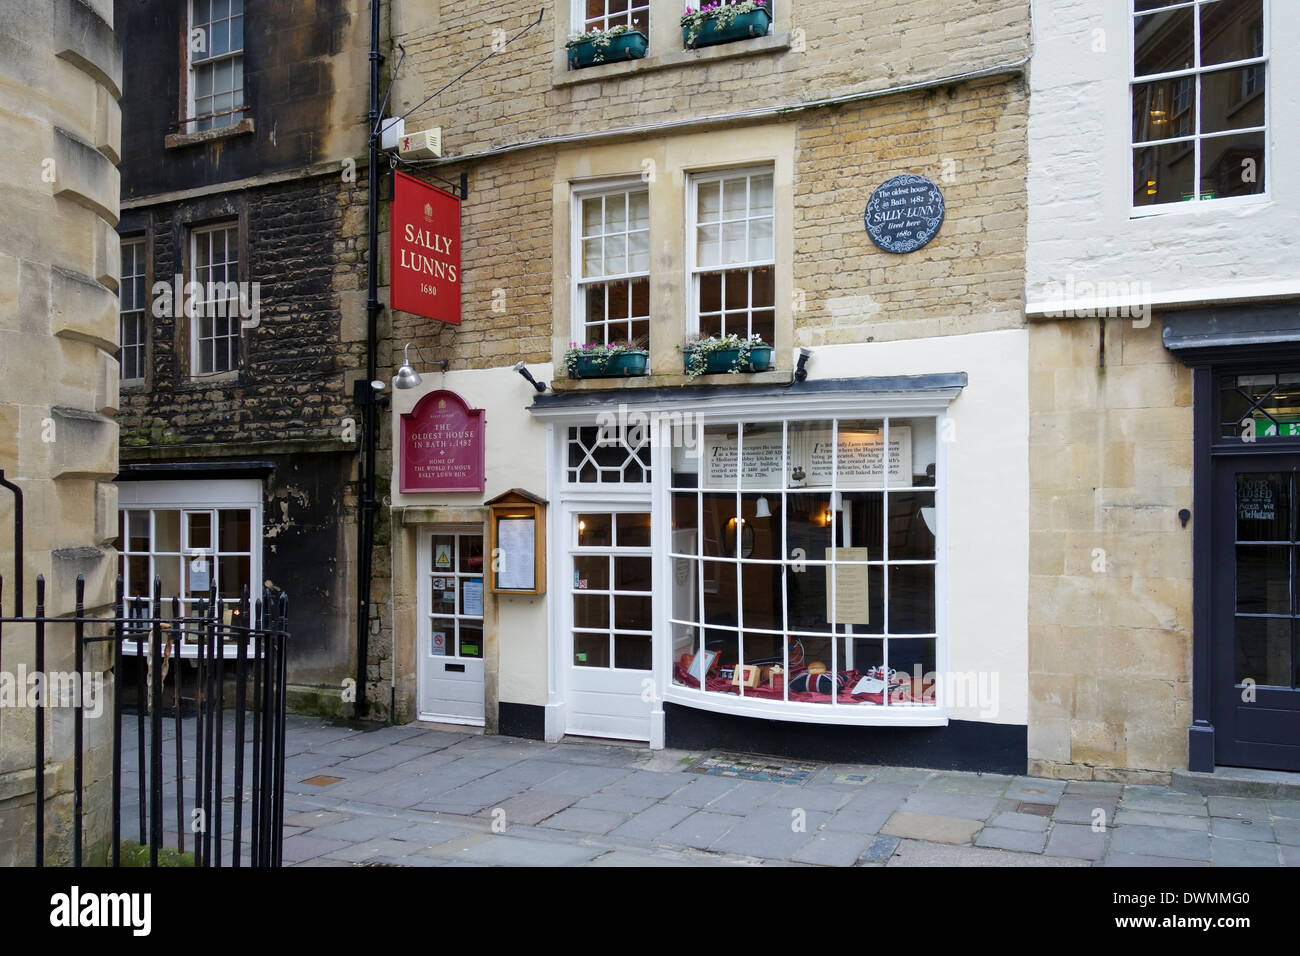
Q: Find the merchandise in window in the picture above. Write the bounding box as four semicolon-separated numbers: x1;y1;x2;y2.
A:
669;417;940;709
1132;0;1266;208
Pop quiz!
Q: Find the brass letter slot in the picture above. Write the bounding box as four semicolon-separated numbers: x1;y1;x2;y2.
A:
445;662;465;673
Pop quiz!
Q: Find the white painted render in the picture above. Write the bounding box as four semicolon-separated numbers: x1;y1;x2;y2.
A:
1026;0;1300;316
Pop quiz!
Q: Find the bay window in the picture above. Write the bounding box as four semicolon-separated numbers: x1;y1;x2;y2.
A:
689;167;775;342
1132;0;1267;209
575;185;651;346
669;415;941;711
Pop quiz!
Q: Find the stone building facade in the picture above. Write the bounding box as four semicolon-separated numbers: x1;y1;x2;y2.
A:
1027;0;1300;779
377;0;1036;771
113;0;376;715
0;0;122;865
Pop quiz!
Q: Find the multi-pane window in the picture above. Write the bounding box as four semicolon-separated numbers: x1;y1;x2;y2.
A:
190;0;245;132
572;512;653;670
577;188;650;346
566;425;652;484
191;223;240;375
1220;372;1300;441
1132;0;1267;208
119;238;147;382
669;417;940;708
428;533;486;659
580;0;649;35
690;168;775;342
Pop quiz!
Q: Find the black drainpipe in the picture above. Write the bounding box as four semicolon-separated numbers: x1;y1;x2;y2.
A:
355;0;383;719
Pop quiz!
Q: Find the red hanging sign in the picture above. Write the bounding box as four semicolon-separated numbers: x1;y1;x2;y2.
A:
400;389;485;493
390;171;461;324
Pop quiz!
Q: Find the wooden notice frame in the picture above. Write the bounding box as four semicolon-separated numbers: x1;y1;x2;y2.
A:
486;489;548;595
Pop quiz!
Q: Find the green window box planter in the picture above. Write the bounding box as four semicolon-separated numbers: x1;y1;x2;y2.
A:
682;8;771;50
682;344;773;375
567;30;649;69
572;350;649;378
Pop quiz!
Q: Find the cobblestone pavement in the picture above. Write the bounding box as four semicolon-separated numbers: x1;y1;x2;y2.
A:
123;716;1300;867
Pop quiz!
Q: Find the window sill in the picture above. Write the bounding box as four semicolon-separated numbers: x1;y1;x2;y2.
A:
664;686;951;728
551;369;791;391
164;118;255;150
553;33;790;88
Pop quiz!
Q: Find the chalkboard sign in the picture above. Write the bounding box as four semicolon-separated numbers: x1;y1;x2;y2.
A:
864;174;945;254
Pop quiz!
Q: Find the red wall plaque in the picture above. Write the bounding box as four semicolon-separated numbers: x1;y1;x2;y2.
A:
390;171;461;324
400;390;485;493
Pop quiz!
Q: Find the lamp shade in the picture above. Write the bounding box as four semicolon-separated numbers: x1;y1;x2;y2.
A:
394;343;423;390
754;496;771;518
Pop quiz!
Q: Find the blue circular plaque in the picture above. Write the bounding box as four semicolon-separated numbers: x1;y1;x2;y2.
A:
864;174;945;254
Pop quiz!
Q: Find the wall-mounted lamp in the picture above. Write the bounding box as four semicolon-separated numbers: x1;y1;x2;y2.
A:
795;347;813;383
514;361;547;393
395;343;423;390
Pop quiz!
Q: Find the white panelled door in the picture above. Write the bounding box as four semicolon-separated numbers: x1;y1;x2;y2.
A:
565;509;655;741
418;529;487;725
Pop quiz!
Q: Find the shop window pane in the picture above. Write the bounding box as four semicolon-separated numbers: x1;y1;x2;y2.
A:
614;634;652;670
1133;141;1196;206
577;513;612;547
701;425;737;490
614;555;651;591
574;632;609;668
739;423;783;491
702;560;736;626
786;493;833;558
1134;7;1193;78
786;562;829;632
671;430;701;488
839;491;884;555
829;561;882;635
1236;545;1290;615
671;493;699;541
573;554;610;591
458;623;483;659
126;557;149;597
786;420;835;488
702;494;738;558
1234;616;1292;687
888;491;936;560
614;595;652;630
1236;473;1289;541
459;536;484;573
888;638;938;702
704;628;738;693
128;511;150;552
218;509;250;552
1200;131;1265;199
187;511;212;550
157;555;181;596
431;578;455;615
740;494;780;560
672;557;699;623
218;554;249;599
888;565;936;634
740;562;782;631
432;535;456;573
838;636;884;679
573;594;609;629
156;510;180;552
616;512;651;548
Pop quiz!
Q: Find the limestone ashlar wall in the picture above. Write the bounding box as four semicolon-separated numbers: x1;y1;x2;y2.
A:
793;75;1027;345
0;0;122;866
1028;318;1193;780
116;172;368;447
391;0;1030;158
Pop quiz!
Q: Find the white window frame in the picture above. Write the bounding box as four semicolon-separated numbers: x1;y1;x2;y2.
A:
190;221;241;377
187;0;245;133
572;0;650;37
1130;0;1270;217
686;165;776;341
537;388;956;729
117;479;263;659
565;424;652;486
119;237;148;383
570;179;651;347
570;510;654;672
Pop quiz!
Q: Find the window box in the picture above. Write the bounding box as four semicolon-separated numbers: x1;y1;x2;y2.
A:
566;346;650;379
682;338;772;377
567;28;648;69
682;4;771;50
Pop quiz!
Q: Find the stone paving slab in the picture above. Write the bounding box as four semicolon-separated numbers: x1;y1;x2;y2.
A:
154;716;1300;868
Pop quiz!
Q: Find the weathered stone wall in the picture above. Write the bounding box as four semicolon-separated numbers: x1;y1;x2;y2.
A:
391;0;1030;157
1028;317;1193;782
0;0;122;865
